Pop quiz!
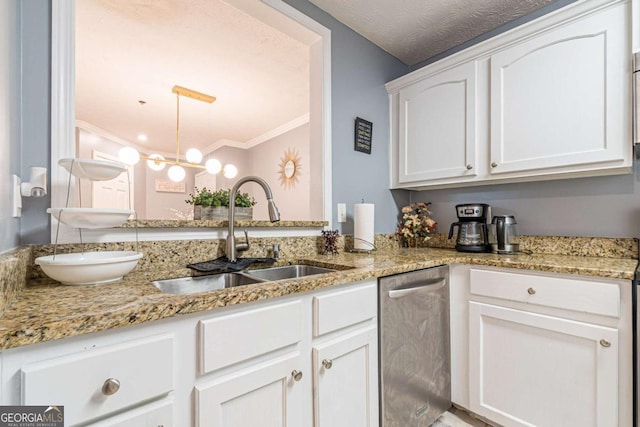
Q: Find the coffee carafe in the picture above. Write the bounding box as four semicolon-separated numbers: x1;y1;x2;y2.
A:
490;215;520;254
448;203;491;253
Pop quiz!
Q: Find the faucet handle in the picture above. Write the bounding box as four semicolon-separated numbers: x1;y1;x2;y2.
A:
236;230;250;253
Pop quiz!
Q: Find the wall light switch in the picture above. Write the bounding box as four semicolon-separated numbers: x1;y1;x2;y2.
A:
337;203;346;223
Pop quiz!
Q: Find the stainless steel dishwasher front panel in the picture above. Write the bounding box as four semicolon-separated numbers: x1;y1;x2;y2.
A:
379;265;451;427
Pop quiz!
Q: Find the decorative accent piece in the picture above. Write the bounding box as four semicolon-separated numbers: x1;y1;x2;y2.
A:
395;202;436;247
278;148;301;189
354;117;372;154
321;230;340;255
155;179;186;193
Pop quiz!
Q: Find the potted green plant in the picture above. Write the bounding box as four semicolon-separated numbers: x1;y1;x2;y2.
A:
187;188;256;220
185;187;214;220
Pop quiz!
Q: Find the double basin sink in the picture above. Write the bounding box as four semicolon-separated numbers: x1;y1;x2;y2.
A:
153;264;336;295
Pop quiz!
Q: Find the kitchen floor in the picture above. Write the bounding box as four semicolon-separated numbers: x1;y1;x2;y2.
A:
431;407;495;427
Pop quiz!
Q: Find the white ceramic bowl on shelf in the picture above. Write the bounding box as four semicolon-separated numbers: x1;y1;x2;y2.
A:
47;208;134;229
59;158;127;181
35;251;143;285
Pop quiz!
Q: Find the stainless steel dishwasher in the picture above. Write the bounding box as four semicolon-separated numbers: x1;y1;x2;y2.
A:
379;266;451;427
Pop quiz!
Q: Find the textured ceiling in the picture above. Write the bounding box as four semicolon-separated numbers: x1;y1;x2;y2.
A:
76;0;309;155
309;0;557;65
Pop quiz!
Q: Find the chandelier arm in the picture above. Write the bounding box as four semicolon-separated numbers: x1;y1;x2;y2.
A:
176;93;181;163
140;155;207;170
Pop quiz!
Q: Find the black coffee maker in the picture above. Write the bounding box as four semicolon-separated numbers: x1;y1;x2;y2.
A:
448;203;491;253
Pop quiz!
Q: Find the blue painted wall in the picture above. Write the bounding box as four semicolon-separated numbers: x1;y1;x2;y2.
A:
0;0;21;252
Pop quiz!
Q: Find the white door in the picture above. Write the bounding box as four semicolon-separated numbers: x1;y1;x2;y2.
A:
195;352;304;427
313;326;378;427
489;3;629;175
398;60;478;184
469;302;618;427
92;151;134;211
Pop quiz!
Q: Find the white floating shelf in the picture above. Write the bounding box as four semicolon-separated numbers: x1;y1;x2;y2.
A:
47;208;134;229
59;158;127;181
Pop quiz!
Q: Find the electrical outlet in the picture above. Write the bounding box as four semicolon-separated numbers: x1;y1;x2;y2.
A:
337;203;346;222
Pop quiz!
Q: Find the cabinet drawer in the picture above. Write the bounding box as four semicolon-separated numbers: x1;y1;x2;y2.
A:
313;282;377;337
469;268;620;317
85;399;173;427
21;335;174;426
199;300;302;374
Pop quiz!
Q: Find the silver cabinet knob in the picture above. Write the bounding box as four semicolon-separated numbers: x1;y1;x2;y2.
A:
466;164;473;170
291;370;303;381
322;359;333;369
599;339;611;348
527;288;536;295
491;162;498;168
101;378;120;396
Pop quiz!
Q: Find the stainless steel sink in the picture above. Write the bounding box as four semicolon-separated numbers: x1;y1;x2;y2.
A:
153;273;265;295
243;264;335;281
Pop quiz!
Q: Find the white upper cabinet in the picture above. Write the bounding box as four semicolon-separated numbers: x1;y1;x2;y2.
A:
397;61;478;183
489;4;628;176
387;0;633;190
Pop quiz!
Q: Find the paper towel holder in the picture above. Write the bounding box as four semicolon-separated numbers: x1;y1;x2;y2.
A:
350;238;376;254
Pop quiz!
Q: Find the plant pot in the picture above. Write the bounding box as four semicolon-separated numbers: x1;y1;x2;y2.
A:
201;206;253;220
193;205;202;220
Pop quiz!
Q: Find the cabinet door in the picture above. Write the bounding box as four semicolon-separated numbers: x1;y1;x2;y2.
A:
469;302;618;427
398;61;478;183
195;352;304;427
313;326;378;427
489;3;629;175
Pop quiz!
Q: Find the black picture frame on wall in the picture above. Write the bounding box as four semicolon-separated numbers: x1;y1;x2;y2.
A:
354;117;373;154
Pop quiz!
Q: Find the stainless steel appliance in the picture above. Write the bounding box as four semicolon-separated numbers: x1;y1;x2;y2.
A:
379;266;450;427
634;52;639;155
635;263;639;426
490;215;520;254
448;203;491;252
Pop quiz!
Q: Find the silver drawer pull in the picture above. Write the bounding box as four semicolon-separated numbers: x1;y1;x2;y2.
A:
291;370;303;382
599;339;611;348
466;164;473;170
322;359;333;369
527;287;536;295
101;378;120;396
491;162;498;168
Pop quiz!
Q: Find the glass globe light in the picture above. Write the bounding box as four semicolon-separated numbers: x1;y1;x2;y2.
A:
146;154;166;171
119;147;140;165
223;164;238;179
205;158;222;174
185;148;203;164
167;165;186;182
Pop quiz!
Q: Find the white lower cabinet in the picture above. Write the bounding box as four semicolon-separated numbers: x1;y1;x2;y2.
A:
469;302;618;427
195;352;305;426
313;326;378;427
0;279;378;426
450;265;633;427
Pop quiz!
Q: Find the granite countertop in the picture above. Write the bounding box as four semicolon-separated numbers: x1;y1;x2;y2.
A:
0;247;636;350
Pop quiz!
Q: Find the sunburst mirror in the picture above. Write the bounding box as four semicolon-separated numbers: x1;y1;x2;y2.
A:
278;148;301;189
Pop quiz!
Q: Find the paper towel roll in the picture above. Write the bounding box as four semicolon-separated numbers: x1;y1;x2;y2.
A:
354;203;375;251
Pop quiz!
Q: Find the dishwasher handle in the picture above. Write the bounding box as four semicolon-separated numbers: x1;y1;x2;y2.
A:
388;278;446;299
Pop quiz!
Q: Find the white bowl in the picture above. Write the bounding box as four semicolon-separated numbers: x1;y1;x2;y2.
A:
59;158;127;181
35;251;143;285
47;208;134;229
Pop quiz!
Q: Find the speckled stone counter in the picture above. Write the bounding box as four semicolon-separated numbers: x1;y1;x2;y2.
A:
118;219;328;228
0;243;636;350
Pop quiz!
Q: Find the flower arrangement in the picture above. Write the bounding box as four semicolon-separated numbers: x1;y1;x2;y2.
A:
396;202;436;246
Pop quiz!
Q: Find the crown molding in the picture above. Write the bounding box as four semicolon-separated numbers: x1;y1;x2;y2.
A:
202;113;310;155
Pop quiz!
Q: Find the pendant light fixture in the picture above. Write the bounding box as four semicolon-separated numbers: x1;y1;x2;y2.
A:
119;85;238;182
